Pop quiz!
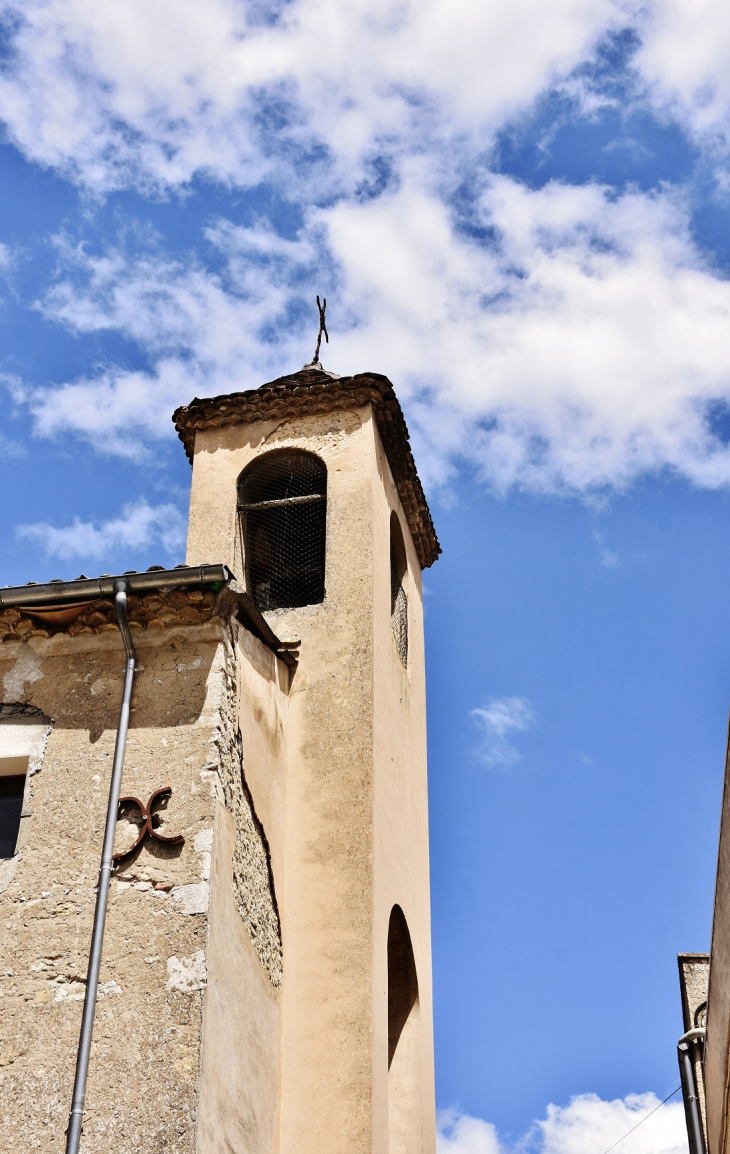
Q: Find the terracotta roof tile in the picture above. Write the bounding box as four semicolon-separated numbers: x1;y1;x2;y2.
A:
0;587;218;643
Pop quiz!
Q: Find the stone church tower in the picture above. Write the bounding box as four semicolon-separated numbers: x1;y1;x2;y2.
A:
0;362;440;1154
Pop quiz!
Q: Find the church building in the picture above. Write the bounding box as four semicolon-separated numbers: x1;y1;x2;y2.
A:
0;358;440;1154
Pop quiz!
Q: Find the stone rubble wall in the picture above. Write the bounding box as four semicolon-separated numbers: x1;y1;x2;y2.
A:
0;624;227;1154
215;628;283;989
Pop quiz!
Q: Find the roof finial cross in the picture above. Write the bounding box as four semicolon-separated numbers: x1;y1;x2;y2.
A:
313;295;328;364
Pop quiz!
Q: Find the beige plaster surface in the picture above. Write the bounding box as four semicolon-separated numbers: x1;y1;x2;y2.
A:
371;423;435;1154
706;731;730;1154
197;802;280;1154
389;1001;423;1154
186;402;436;1154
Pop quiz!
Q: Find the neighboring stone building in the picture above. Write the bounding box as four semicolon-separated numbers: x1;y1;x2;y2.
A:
679;732;730;1154
0;362;440;1154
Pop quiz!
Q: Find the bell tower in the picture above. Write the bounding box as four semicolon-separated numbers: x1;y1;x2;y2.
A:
174;361;440;1154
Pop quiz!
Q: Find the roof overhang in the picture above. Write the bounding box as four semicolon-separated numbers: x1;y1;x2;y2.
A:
0;564;296;666
0;564;230;608
172;369;441;569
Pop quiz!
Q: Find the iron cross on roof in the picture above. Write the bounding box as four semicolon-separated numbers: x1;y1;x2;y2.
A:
312;294;329;364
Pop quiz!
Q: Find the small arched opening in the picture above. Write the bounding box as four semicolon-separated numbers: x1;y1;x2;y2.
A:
390;513;408;668
388;905;422;1154
238;449;327;612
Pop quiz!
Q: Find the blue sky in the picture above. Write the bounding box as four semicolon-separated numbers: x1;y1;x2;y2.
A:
2;2;730;1151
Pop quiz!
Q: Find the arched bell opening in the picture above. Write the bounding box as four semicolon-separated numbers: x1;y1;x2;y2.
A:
238;449;327;612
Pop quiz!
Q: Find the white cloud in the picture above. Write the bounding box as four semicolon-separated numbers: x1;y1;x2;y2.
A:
327;175;730;494
6;4;730;498
22;221;322;456
438;1094;688;1154
438;1111;501;1154
634;2;730;152
0;0;632;194
16;498;186;561
534;1092;687;1154
470;695;535;767
3;0;730;199
27;175;730;496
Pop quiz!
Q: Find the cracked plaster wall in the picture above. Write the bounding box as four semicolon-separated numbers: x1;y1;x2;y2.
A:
0;618;288;1154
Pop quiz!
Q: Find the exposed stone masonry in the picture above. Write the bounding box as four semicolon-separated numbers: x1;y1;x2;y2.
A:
214;629;283;989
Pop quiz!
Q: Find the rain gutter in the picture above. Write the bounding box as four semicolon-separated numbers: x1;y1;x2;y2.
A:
65;580;136;1154
0;563;231;608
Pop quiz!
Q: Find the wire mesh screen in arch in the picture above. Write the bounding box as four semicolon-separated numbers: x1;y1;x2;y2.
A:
390;513;408;667
238;450;327;612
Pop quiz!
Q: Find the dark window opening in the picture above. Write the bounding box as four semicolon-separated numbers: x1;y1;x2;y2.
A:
0;774;25;858
239;449;327;612
390;513;408;667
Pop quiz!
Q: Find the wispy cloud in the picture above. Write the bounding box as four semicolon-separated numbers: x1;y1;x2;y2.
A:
438;1094;688;1154
16;498;186;561
3;3;730;502
23;176;730;497
593;531;619;567
634;3;730;155
438;1111;501;1154
0;428;25;459
0;0;632;195
470;695;536;767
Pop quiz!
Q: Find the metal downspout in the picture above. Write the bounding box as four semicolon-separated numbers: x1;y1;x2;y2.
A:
65;580;136;1153
678;1027;707;1154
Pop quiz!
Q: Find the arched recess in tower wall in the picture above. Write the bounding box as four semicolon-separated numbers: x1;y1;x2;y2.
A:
388;905;423;1154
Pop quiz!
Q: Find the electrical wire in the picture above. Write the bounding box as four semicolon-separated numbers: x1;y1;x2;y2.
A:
598;1086;681;1154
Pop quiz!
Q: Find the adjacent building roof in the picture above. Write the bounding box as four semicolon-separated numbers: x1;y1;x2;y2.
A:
172;366;441;569
0;564;295;663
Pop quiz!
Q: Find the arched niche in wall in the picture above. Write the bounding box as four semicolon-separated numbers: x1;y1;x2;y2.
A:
388;904;422;1154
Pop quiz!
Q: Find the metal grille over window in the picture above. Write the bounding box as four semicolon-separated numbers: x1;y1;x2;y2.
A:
390;512;408;667
239;449;327;612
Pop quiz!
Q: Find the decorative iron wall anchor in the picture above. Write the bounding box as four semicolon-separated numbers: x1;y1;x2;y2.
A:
113;786;184;862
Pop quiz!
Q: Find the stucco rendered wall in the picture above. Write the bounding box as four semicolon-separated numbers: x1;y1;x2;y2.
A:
371;424;435;1154
186;402;435;1154
0;613;289;1154
706;731;730;1154
196;619;288;1154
